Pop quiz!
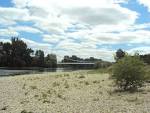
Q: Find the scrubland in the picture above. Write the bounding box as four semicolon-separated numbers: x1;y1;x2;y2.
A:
0;69;150;113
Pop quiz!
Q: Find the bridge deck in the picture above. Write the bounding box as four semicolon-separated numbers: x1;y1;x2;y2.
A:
57;63;95;65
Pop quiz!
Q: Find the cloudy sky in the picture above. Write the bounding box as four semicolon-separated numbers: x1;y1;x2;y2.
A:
0;0;150;61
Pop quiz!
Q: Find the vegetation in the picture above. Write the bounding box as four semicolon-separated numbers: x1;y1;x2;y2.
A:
0;37;57;68
114;49;126;61
0;37;109;69
112;55;146;91
45;54;57;68
0;38;33;67
114;49;150;65
62;55;102;63
21;110;33;113
94;61;112;69
140;54;150;64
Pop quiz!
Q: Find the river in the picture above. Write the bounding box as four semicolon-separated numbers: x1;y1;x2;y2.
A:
0;67;76;77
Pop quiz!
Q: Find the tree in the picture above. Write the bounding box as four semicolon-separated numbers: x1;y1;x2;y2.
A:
23;48;34;66
45;54;57;68
140;54;150;64
0;37;33;67
0;37;60;67
2;42;12;66
63;56;70;62
11;37;33;67
112;55;146;91
34;50;45;67
115;49;126;61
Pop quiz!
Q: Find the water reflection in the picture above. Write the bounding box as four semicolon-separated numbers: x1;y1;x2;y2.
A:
0;67;76;76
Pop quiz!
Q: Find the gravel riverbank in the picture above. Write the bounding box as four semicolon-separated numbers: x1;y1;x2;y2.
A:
0;70;150;113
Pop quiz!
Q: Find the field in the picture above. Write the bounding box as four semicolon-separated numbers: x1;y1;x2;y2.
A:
0;70;150;113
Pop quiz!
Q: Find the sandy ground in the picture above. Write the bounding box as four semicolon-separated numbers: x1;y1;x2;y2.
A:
0;70;150;113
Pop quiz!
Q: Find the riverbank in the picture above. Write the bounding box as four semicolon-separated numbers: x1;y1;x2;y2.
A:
0;70;150;113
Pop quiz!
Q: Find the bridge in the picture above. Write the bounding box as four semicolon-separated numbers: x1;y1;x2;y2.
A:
57;61;95;69
56;54;96;68
57;62;95;65
57;62;95;69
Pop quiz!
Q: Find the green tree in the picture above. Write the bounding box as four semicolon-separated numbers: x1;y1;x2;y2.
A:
0;37;33;67
140;54;150;64
115;49;126;61
3;42;12;66
45;54;57;68
11;37;33;67
112;55;146;91
35;50;45;67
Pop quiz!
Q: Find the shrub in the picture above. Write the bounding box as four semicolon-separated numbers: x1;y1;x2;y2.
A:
78;75;85;79
112;55;146;91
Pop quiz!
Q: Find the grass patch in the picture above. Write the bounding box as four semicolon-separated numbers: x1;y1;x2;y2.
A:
88;66;113;74
78;75;85;79
20;100;29;104
57;93;66;100
42;93;48;99
64;81;69;88
93;97;99;101
1;106;7;111
93;80;100;84
64;74;70;77
34;95;39;98
21;110;33;113
84;81;90;85
43;100;50;103
52;82;60;87
30;86;37;90
126;97;138;102
22;83;26;89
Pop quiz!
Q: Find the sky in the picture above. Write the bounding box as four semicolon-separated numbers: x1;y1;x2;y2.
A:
0;0;150;61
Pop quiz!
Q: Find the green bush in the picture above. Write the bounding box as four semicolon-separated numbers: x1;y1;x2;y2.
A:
112;55;146;91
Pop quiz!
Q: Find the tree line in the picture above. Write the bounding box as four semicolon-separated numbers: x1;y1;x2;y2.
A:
61;55;102;63
61;55;113;69
0;37;57;68
0;37;104;68
1;38;149;68
115;49;150;65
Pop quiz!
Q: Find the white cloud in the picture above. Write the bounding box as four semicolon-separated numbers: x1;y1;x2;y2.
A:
138;0;150;12
63;6;138;26
10;0;138;34
43;34;65;43
128;46;150;55
12;0;29;8
0;39;11;43
21;38;54;55
0;29;19;37
0;0;148;61
9;26;43;34
0;7;29;21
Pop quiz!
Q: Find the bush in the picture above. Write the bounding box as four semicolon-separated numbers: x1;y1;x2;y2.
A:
112;55;146;91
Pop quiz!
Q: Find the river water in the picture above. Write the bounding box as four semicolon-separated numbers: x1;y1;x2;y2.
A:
0;67;76;77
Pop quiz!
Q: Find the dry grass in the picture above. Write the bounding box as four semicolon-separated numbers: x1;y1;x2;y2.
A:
0;70;150;113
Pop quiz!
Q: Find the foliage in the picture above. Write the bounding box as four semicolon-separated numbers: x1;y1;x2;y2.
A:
115;49;126;61
32;50;45;67
45;54;57;68
88;66;113;74
0;37;33;67
62;55;102;63
140;54;150;64
112;55;146;91
0;37;57;68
